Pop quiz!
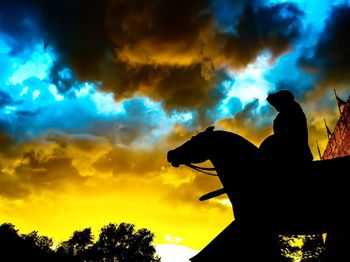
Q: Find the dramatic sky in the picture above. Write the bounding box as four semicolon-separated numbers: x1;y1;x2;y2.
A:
1;0;350;260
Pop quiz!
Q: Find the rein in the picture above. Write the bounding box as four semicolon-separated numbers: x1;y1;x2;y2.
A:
184;163;218;176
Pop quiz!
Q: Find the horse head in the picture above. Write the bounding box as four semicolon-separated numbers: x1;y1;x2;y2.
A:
167;126;215;168
167;126;263;219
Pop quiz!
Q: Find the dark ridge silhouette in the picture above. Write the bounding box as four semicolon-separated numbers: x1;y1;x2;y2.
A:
167;90;350;261
0;222;160;262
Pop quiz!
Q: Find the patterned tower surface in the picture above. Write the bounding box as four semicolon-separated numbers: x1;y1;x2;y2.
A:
322;95;350;160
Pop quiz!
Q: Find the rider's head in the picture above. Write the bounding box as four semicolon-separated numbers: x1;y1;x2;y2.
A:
267;90;294;112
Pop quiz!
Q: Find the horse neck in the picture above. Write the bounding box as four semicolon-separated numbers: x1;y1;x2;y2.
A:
207;131;260;183
208;131;258;165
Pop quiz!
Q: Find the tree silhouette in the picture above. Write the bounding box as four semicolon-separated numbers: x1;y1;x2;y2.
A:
95;223;160;262
279;234;325;261
22;231;54;260
0;223;24;261
0;222;160;261
0;223;54;261
22;231;53;251
301;235;325;262
56;228;94;261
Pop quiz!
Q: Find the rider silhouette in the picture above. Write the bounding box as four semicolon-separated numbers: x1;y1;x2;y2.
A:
260;90;313;162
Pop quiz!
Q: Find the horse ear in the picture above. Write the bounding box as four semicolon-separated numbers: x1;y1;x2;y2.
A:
205;126;215;132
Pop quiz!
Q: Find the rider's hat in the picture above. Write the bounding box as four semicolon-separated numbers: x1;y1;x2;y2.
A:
267;90;294;111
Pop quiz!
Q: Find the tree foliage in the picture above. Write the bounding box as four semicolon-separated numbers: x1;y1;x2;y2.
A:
0;222;160;262
279;234;325;261
95;223;160;262
0;223;54;261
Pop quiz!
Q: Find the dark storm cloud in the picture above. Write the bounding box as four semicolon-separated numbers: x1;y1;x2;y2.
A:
94;63;229;112
129;64;228;111
0;0;111;87
101;0;303;110
107;0;212;54
299;4;350;92
0;0;42;55
217;2;303;68
0;0;303;111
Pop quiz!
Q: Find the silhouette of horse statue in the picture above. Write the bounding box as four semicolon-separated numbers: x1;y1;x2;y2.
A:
167;127;350;261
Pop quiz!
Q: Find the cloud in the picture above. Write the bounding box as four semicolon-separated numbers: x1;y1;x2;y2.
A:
15;150;84;186
217;99;273;145
275;78;314;101
0;130;15;156
0;91;15;108
46;132;113;154
298;4;350;95
0;162;30;199
0;138;86;199
93;146;166;176
0;0;304;112
108;0;212;67
0;120;18;157
0;0;42;56
127;64;228;111
100;1;303;110
107;0;303;69
214;2;303;69
0;76;182;147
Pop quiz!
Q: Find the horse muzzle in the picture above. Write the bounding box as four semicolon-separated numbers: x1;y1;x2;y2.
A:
167;150;181;167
